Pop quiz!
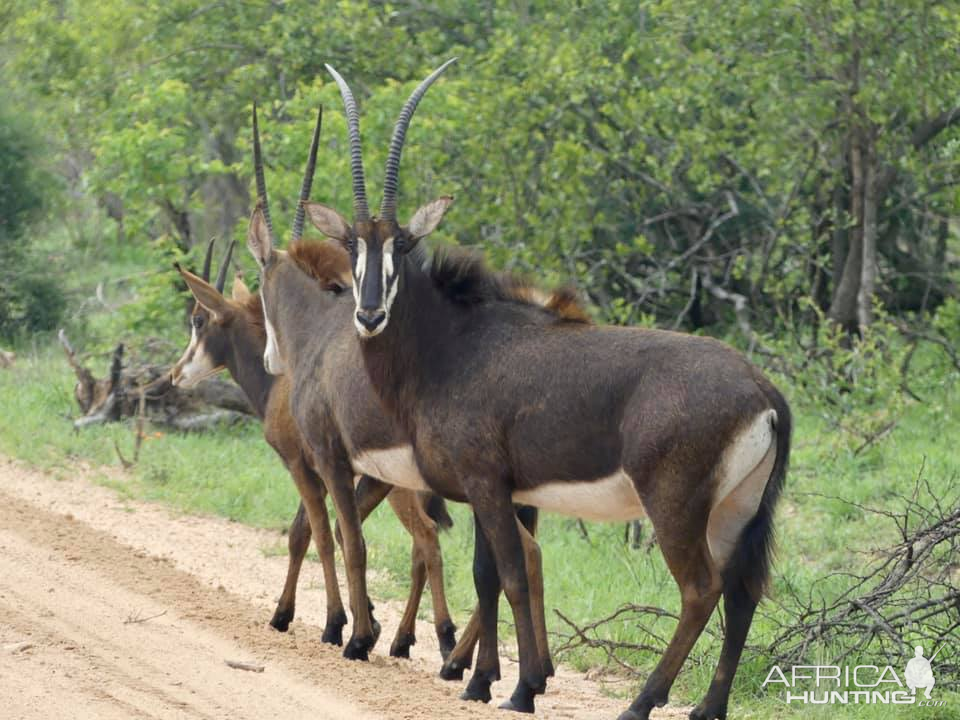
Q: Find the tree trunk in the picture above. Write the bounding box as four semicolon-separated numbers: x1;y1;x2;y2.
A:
856;141;878;331
829;131;865;332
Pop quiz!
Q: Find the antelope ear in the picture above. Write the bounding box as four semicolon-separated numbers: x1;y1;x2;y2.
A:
231;272;252;302
175;263;231;321
407;196;453;242
247;205;274;268
303;202;352;247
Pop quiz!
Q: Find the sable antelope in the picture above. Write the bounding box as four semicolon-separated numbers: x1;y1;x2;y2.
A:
299;61;792;719
245;105;565;678
168;113;460;660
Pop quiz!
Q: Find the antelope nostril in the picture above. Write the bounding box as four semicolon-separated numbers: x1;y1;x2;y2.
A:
356;309;386;331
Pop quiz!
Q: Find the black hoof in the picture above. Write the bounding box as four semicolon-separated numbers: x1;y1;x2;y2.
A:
437;620;457;662
543;657;555;678
269;607;294;632
321;622;345;646
439;659;467;681
501;678;541;714
371;617;382;646
343;636;373;661
461;674;493;704
390;632;416;659
689;704;726;720
499;698;535;714
617;712;645;720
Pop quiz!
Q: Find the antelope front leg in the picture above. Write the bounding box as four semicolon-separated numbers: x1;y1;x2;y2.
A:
442;504;538;682
324;460;376;661
441;606;480;681
386;490;458;661
460;511;502;705
288;459;348;645
270;501;310;632
516;509;553;679
466;485;547;714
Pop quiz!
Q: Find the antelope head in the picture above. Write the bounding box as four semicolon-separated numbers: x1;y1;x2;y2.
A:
245;103;346;375
171;238;237;388
303;60;456;338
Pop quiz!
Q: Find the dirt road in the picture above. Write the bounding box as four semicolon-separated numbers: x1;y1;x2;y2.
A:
0;456;688;719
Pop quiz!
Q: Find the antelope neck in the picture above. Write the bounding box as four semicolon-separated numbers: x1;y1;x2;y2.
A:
359;256;452;434
223;321;275;419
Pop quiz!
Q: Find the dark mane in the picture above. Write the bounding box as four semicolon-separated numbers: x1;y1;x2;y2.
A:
428;247;590;323
289;240;352;289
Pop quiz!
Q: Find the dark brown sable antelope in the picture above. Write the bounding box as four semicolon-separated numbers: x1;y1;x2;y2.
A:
246;101;563;677
168;110;459;660
299;60;792;719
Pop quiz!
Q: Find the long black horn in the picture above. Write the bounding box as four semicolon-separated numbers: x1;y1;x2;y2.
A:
252;102;273;235
380;58;457;223
201;237;216;282
292;105;323;243
324;64;369;222
215;240;236;293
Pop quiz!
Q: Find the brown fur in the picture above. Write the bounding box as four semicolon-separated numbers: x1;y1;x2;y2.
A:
285;239;591;323
240;292;266;338
172;259;461;660
288;240;352;290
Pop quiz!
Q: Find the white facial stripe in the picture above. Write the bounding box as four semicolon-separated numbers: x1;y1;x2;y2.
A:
383;238;395;277
353;238;367;305
352;237;398;338
261;289;285;375
380;237;399;326
173;328;220;388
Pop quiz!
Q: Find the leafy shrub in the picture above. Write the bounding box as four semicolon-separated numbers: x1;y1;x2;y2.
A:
0;92;64;341
0;265;66;339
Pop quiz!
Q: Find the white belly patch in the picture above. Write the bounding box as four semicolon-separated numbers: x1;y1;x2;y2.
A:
512;471;646;522
351;445;430;492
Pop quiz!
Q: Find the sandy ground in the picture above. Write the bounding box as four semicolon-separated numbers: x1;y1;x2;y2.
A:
0;455;689;719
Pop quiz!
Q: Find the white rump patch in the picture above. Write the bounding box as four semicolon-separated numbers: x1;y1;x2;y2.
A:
707;409;778;568
513;471;646;522
352;445;429;492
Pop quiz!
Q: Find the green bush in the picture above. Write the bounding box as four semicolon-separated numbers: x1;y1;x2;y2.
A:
0;265;66;339
0;93;64;342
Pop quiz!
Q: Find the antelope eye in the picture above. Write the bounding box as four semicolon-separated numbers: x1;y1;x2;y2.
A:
393;237;406;252
192;315;204;329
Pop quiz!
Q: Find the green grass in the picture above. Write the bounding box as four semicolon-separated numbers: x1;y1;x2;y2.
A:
2;345;958;718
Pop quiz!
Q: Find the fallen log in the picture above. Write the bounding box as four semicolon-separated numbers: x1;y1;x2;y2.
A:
59;329;254;431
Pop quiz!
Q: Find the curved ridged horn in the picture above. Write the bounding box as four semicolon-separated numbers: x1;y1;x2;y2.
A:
215;240;236;293
201;237;216;282
380;58;457;223
324;64;370;222
252;102;273;235
291;105;323;243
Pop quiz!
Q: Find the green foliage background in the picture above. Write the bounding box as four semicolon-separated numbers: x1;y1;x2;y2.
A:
1;0;957;342
1;2;959;717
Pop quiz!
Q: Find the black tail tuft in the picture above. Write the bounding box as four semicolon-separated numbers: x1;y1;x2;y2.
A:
722;387;791;603
426;494;454;531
